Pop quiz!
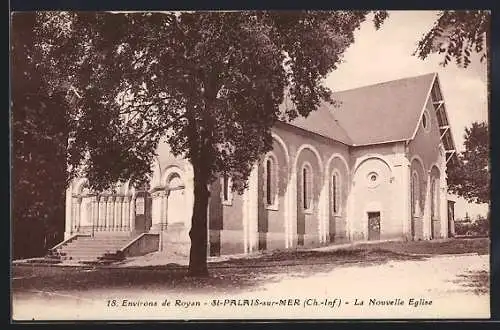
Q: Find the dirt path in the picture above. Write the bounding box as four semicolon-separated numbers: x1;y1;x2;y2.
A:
12;253;489;320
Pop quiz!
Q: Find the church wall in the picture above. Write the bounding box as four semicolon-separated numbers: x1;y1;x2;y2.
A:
156;138;186;172
408;97;444;240
294;147;322;247
217;177;246;255
256;137;289;251
326;157;349;243
349;142;407;241
410;157;426;240
206;122;353;254
273;123;351;248
408;98;441;173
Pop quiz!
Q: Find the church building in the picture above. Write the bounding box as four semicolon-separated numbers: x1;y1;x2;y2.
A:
57;73;457;262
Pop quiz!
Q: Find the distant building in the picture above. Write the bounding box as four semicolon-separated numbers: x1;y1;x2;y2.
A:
60;73;457;261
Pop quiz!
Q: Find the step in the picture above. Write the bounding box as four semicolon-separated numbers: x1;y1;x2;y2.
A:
64;241;130;247
74;238;132;244
61;257;99;262
59;251;119;258
70;241;130;246
90;232;135;237
59;246;124;252
60;251;105;256
60;245;123;251
59;253;107;259
49;233;140;263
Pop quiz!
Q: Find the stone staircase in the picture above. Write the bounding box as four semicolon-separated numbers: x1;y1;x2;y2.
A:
48;232;137;264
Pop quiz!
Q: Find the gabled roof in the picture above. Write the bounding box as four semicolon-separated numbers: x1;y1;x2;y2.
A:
281;73;456;155
330;73;436;146
286;100;352;145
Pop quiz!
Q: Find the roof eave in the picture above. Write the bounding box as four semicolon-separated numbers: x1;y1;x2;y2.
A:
409;72;438;141
351;138;409;148
280;121;353;146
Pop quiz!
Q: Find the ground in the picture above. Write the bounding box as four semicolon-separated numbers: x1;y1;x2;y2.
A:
12;238;490;320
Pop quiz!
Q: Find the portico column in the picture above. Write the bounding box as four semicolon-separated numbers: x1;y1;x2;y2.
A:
99;195;107;231
91;194;99;231
95;195;101;231
65;187;72;238
114;196;123;230
122;195;130;232
107;196;115;231
129;195;135;232
73;197;82;232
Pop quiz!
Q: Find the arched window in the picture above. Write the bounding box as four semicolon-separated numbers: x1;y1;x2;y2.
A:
431;178;440;219
266;159;273;205
223;175;229;201
302;163;313;211
264;153;278;209
168;173;184;190
332;171;341;215
221;174;233;206
411;171;419;216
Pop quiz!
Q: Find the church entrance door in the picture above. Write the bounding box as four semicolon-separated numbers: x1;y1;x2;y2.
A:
367;212;381;241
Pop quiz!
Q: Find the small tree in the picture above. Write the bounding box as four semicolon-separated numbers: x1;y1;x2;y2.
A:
446;122;489;204
473;214;489;236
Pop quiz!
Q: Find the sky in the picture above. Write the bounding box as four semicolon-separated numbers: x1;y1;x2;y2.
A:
325;10;489;219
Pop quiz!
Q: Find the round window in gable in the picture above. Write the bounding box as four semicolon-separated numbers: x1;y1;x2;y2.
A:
422;110;431;132
367;171;380;188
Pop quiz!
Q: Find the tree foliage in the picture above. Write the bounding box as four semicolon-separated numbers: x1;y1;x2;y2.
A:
454;213;489;237
11;13;69;258
447;122;489;204
414;10;490;68
12;11;387;272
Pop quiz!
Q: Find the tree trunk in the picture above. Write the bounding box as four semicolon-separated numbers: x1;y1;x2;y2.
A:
187;161;210;277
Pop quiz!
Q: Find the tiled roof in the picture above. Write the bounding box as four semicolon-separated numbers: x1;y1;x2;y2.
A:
287;99;353;145
285;73;437;146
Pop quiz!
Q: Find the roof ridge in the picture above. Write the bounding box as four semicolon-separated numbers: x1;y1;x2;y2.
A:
332;72;437;94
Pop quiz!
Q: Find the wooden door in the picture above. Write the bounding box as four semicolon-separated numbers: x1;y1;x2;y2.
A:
368;212;381;241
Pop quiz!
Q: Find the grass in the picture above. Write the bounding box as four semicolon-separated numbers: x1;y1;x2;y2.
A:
12;237;489;296
352;237;490;256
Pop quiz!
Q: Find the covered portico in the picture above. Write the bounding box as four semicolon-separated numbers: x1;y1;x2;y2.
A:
64;164;195;247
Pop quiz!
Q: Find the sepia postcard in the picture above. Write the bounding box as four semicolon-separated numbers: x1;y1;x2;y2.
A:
11;10;491;321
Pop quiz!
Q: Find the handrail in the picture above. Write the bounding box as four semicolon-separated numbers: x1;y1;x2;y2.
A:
118;232;159;252
49;233;91;251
